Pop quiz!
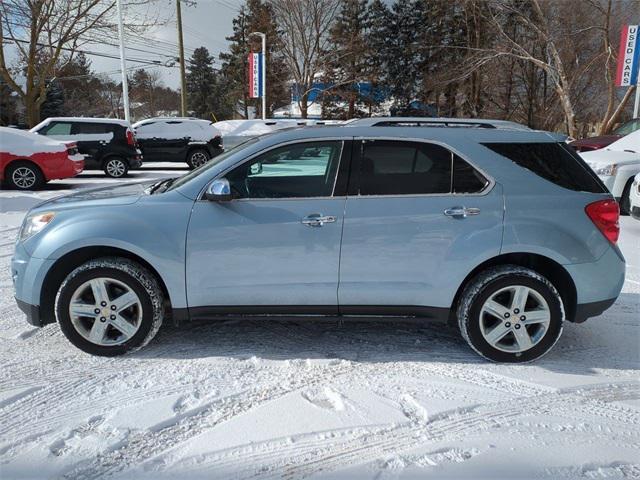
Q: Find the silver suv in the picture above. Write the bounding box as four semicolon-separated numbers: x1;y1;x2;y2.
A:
12;126;624;362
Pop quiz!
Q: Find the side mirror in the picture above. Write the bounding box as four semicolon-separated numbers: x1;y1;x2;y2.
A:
205;178;233;201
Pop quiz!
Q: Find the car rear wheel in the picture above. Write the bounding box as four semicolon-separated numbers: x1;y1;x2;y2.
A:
457;265;564;363
187;149;210;169
56;257;164;356
103;157;129;178
5;162;45;190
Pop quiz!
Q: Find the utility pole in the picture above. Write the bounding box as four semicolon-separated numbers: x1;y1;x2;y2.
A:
176;0;187;117
116;0;130;121
250;32;266;120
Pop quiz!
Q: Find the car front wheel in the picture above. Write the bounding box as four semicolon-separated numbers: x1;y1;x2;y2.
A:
187;149;210;169
457;265;564;363
56;258;164;356
103;157;129;178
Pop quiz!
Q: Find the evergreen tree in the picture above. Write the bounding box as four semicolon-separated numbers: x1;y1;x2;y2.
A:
326;0;369;119
39;79;65;120
365;0;393;115
187;47;215;118
0;78;18;125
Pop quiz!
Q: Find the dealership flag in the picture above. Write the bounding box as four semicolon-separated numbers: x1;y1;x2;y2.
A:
248;52;263;98
616;25;640;87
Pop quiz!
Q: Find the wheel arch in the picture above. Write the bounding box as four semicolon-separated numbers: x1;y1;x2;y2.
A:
40;246;173;326
5;159;46;180
450;252;577;324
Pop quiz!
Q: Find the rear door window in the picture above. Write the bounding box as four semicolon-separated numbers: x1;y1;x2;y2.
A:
359;140;452;195
73;123;111;134
357;140;488;195
482;142;606;193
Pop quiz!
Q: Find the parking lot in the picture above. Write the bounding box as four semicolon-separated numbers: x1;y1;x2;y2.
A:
1;166;639;479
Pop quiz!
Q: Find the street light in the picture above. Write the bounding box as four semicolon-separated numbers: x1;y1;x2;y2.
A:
249;32;266;120
115;0;130;122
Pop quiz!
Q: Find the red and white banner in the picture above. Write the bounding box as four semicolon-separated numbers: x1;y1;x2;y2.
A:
616;25;639;87
248;52;263;98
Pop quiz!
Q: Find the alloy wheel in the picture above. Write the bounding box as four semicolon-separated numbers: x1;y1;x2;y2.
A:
190;151;209;168
106;159;127;177
479;285;551;353
68;277;142;346
12;167;37;189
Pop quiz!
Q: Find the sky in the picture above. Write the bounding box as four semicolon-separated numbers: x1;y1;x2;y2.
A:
75;0;241;89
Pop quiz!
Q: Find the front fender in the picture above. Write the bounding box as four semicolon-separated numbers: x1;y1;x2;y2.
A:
24;195;192;309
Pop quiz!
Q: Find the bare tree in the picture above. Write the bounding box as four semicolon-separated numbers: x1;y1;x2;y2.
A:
269;0;340;118
0;0;161;126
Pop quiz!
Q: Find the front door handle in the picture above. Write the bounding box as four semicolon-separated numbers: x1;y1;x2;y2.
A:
443;206;481;218
302;213;337;227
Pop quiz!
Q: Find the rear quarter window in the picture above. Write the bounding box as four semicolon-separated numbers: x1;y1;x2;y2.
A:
482;142;606;193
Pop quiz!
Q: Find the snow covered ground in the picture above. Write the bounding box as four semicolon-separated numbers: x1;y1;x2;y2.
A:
1;165;639;480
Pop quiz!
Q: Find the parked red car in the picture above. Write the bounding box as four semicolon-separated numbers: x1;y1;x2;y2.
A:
0;127;84;189
571;118;640;152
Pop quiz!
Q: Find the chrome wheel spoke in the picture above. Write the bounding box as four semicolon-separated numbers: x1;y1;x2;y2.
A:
112;291;137;312
90;279;110;304
511;286;529;312
512;326;534;350
88;319;109;343
110;314;137;338
485;323;511;344
482;300;510;320
70;302;98;318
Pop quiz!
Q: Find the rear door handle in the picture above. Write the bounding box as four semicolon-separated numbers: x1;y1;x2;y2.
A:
302;213;337;227
443;206;480;218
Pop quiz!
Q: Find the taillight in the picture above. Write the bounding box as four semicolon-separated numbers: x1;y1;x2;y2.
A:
585;199;619;244
126;128;136;146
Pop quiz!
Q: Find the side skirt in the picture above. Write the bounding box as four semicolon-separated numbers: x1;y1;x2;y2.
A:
171;305;451;325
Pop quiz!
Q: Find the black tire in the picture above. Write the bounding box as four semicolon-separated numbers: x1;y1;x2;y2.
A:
103;157;129;178
457;265;564;363
55;257;164;356
619;178;633;216
5;161;45;190
186;149;210;169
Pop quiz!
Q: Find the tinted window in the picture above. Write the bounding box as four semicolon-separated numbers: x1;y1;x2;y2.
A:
453;156;489;193
226;141;342;198
44;122;72;135
74;123;111;134
359;141;452;195
482;142;606;193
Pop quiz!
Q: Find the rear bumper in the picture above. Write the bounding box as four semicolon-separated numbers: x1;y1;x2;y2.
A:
564;245;625;320
573;298;617;323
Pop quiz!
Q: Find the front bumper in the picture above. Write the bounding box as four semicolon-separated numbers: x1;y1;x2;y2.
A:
15;298;42;327
11;242;55;327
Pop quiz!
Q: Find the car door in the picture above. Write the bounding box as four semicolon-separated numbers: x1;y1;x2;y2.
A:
185;139;350;314
134;122;163;162
338;139;504;315
71;122;111;164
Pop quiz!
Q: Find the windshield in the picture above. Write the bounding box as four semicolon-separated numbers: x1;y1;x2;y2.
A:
614;119;640;136
167;136;262;191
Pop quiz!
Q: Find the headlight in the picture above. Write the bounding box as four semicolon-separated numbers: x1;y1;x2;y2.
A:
594;164;617;176
19;212;55;242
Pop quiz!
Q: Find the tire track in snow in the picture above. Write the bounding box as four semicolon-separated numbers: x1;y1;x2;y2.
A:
167;381;639;480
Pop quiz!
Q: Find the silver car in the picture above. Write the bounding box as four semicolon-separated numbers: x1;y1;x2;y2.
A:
11;126;625;362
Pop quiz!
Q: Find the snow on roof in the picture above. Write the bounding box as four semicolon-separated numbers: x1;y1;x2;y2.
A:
0;126;67;155
32;117;131;129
